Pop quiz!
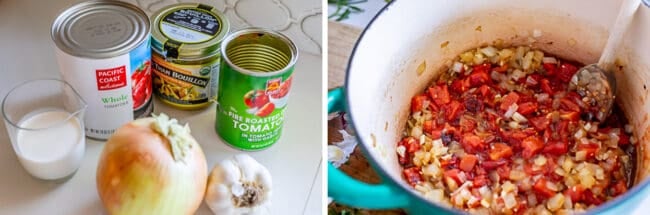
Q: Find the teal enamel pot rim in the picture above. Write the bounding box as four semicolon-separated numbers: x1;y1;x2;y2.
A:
329;0;650;214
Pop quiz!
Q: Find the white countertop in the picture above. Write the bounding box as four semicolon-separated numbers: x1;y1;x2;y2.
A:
0;0;322;214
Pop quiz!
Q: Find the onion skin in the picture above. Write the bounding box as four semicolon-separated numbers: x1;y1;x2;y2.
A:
96;118;207;215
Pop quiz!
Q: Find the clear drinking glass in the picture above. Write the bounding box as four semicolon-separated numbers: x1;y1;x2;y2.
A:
2;79;87;182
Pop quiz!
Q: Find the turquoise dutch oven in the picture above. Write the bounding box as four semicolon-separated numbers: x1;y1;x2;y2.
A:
328;0;650;214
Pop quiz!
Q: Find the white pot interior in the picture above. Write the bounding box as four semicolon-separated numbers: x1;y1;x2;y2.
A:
347;0;650;191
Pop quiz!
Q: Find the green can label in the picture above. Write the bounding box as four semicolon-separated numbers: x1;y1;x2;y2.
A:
216;68;293;150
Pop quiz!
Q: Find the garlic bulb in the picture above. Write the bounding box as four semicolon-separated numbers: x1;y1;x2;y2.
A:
205;154;272;215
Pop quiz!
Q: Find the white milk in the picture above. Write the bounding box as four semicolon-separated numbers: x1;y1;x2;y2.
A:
16;110;84;180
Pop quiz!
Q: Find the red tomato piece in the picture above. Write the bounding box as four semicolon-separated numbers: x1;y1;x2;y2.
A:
482;159;507;170
540;78;554;95
533;178;556;199
583;189;603;205
472;175;490;188
489;143;513;160
459;154;478;172
400;136;421;154
411;94;429;112
429;84;451;106
496;165;511;179
403;167;423;187
423;120;435;134
451;78;470;94
565;185;584;202
521;136;544;159
542;141;568;155
557;63;578;83
543;63;557;76
444;169;463;184
459;117;477;133
577;143;599;160
461;134;486;153
529;116;550;131
493;64;508;73
517;102;538;115
473;63;492;73
445;100;463;121
500;92;520;111
559;111;580;121
560;98;580;112
468;70;490;87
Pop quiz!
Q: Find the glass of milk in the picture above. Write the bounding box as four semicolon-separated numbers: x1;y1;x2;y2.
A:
2;79;87;182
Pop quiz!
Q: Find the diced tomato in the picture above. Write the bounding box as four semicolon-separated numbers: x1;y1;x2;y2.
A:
444;169;463;185
440;156;459;169
430;129;442;140
517;102;538;115
411;94;428;113
533;178;556;199
500;92;520;111
565;185;585;202
542;141;568;155
460;154;478;172
489;143;513;160
478;85;493;97
540;78;554;95
468;70;490;87
472;175;490;188
451;78;470;94
557;63;578;83
524;163;544;175
583;189;603;205
473;63;492;73
445;100;463;121
429;85;451;106
521;136;544;159
619;133;631;145
526;74;542;87
493;64;508;73
560;98;580;112
543;63;557;76
577;143;599;160
403;167;423;187
459;117;477;133
461;134;486;153
529;116;550;131
496;165;511;179
423;120;435;134
611;180;628;196
399;136;421;154
482;159;507;170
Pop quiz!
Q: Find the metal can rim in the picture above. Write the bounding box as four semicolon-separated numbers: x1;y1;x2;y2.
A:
51;0;150;59
220;28;299;77
150;3;230;61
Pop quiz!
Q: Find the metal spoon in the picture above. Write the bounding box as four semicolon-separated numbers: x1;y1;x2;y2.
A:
569;0;641;122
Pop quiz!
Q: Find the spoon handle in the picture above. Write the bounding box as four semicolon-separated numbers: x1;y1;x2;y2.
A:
597;0;641;70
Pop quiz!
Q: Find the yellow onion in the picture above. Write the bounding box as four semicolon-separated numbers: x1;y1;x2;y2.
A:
96;113;207;215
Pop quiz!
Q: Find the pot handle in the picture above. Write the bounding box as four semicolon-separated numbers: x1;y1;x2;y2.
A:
327;87;409;209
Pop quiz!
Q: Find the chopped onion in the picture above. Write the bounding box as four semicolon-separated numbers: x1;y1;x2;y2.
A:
511;69;525;80
542;57;557;64
396;145;406;157
509;170;526;181
523;51;535;70
504;193;517;209
526;76;539;85
625;124;633;134
481;46;499;57
512;112;528;122
411;126;423;137
452;62;463;73
547;193;565;212
534;156;547;166
536;93;550;102
505;103;519;118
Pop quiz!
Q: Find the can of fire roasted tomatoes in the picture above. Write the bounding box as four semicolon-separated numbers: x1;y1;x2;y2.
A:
51;0;152;140
215;28;298;150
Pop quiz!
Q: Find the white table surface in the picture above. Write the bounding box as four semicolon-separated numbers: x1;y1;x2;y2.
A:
0;0;322;214
327;1;650;214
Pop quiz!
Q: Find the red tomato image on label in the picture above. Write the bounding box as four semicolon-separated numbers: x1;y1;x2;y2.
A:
256;102;275;117
131;60;151;109
244;90;270;109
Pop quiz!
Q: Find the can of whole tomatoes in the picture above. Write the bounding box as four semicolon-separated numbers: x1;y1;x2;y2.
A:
51;0;152;140
215;28;298;150
150;3;230;110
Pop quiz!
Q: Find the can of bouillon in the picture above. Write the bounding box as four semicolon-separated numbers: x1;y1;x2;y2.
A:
215;28;298;150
